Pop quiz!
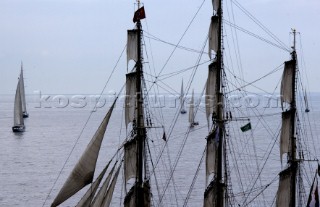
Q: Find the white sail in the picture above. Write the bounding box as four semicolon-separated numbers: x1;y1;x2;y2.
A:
205;62;218;123
280;111;292;160
208;16;219;59
276;168;292;207
13;79;24;126
91;163;116;207
280;60;295;108
212;0;219;11
19;63;27;115
51;100;116;207
180;79;186;113
75;161;111;207
100;164;121;207
127;30;139;64
124;138;137;183
206;127;219;180
125;72;137;127
189;90;195;124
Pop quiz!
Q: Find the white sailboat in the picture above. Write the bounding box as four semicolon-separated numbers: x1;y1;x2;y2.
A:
180;79;187;114
20;62;29;118
12;77;25;132
189;89;198;127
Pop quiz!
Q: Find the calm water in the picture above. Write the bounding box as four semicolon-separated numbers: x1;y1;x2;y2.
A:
1;93;320;206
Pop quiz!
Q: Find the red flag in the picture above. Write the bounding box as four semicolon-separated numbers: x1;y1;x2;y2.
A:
133;6;146;23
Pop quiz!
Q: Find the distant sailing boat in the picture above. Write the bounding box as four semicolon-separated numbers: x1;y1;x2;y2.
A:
304;89;310;113
189;89;198;127
20;62;29;118
12;77;25;132
180;79;187;114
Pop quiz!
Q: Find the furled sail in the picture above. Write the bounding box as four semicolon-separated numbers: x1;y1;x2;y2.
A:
280;60;295;108
91;163;117;207
51;100;117;207
19;65;27;114
204;180;225;207
13;79;23;126
189;90;195;124
205;62;218;123
75;161;112;207
212;0;219;11
206;127;220;181
100;164;122;207
124;138;137;183
276;168;292;207
125;72;137;127
124;181;151;207
127;30;139;64
208;16;219;59
280;111;292;160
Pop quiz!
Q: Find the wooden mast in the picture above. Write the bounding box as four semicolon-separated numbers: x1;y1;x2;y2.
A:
216;0;225;205
290;28;297;207
134;0;147;206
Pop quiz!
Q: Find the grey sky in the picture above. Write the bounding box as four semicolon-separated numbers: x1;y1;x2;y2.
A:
0;0;319;95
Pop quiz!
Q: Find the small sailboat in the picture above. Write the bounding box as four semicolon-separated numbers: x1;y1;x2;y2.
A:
20;62;29;118
180;79;187;114
304;89;310;113
189;89;199;127
12;77;25;132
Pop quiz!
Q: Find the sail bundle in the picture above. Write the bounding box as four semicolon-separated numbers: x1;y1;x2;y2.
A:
276;167;293;207
51;100;116;207
205;62;218;123
124;137;138;183
204;180;225;207
208;16;219;59
127;30;139;64
206;127;220;180
124;181;151;207
280;60;295;108
125;72;137;127
280;110;293;160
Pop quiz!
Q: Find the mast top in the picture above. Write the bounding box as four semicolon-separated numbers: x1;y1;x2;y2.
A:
291;28;297;53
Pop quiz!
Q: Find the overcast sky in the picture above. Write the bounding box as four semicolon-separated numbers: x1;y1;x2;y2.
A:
0;0;319;95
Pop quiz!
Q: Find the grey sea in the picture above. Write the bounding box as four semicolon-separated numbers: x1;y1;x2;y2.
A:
1;93;320;207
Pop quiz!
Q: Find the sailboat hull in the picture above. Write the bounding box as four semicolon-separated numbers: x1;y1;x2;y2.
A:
12;125;25;132
23;112;29;118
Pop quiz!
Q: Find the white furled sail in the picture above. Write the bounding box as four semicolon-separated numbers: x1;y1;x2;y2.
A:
51;100;117;207
124;138;137;183
13;80;24;126
280;60;295;108
280;111;292;160
189;90;195;124
19;64;27;115
212;0;220;11
91;163;116;207
127;30;139;64
208;16;219;59
276;168;292;207
206;127;220;181
125;72;137;127
75;161;111;207
100;164;122;207
205;62;218;123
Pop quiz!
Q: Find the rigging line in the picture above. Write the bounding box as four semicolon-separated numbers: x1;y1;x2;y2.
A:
42;45;127;207
144;33;207;54
224;20;290;52
225;62;283;94
182;147;206;207
241;129;281;206
231;0;290;51
147;0;206;91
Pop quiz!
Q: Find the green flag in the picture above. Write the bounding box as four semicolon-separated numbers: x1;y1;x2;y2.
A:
240;122;251;132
